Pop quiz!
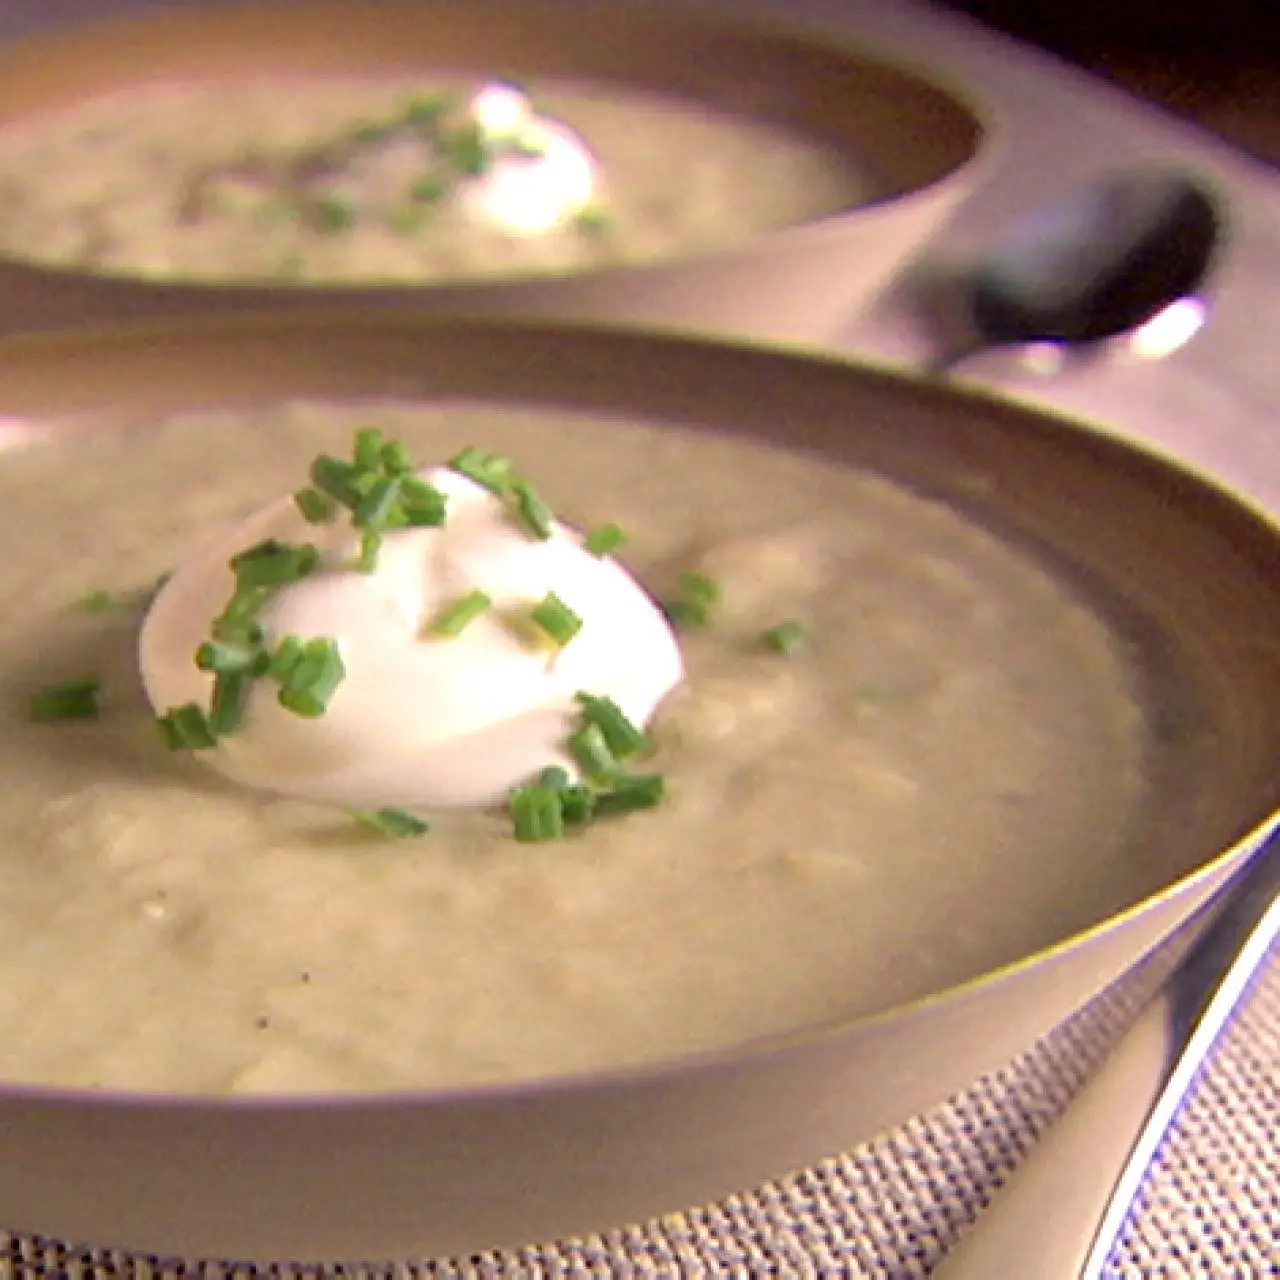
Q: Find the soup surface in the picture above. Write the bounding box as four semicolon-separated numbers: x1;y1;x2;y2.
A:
0;400;1149;1094
0;77;868;285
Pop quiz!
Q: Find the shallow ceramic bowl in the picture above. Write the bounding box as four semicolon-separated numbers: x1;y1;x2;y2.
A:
0;0;988;345
0;313;1278;1264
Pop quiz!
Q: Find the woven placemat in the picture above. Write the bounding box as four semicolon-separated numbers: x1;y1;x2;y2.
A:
1099;938;1280;1279
3;930;1199;1280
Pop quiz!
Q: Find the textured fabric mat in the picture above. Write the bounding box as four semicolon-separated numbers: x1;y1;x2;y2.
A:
1100;935;1280;1279
3;930;1199;1280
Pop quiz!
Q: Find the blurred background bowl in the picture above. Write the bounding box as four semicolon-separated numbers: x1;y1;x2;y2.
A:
0;0;990;346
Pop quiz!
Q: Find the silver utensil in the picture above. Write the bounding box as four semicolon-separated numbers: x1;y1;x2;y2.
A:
935;835;1280;1278
925;168;1223;375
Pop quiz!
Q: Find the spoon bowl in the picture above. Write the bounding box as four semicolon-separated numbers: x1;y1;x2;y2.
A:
927;169;1223;374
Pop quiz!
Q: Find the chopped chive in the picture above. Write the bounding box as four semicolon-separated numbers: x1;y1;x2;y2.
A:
537;764;571;789
276;637;345;718
566;722;618;783
559;783;596;825
574;207;613;237
583;522;626;557
209;669;253;737
230;539;321;589
29;675;101;722
357;529;383;574
428;589;493;638
575;692;646;759
443;121;492;176
509;785;565;842
157;701;217;750
351;117;398;145
762;620;807;654
211;604;267;647
312;194;357;232
380;440;414;474
269;634;307;682
529;592;582;648
79;588;117;613
410;174;449;204
354;474;403;531
677;571;720;606
195;639;268;676
352;427;384;472
449;446;512;495
662;598;710;629
594;773;665;817
349;806;432;838
399;476;448;526
294;486;338;524
404;93;451;126
310;454;365;508
511;480;554;540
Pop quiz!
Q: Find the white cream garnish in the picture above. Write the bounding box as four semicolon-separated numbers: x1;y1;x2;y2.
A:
461;83;598;237
139;467;682;811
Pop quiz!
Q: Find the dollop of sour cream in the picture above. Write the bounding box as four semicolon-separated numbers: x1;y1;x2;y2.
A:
139;467;682;811
462;83;598;237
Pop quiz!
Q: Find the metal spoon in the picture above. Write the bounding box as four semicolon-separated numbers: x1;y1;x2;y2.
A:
926;168;1224;375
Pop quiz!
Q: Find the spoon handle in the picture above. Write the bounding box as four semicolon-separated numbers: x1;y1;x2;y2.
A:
1077;837;1280;1276
932;834;1280;1279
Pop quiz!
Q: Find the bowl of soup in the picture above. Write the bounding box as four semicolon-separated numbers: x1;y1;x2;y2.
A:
0;312;1277;1265
0;0;989;344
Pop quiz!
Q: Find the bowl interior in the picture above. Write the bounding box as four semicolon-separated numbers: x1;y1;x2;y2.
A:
0;0;985;207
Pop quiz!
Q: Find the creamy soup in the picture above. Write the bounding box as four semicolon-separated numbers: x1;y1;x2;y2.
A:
0;78;868;285
0;401;1149;1094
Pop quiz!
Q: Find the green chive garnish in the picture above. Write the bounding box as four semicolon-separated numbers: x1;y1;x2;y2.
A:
357;529;383;574
79;589;117;613
594;773;665;817
310;455;365;509
355;475;403;531
195;639;269;676
566;722;618;783
443;121;491;176
410;174;449;204
29;675;101;722
511;480;554;540
509;785;565;843
662;599;710;629
449;446;512;495
230;539;321;590
399;476;448;527
677;571;720;605
380;440;414;474
428;589;492;638
209;669;253;737
762;621;807;654
157;701;217;750
352;427;384;472
294;486;338;524
350;807;432;838
529;592;582;648
559;783;596;825
276;638;346;719
404;93;450;126
574;207;613;238
583;523;626;557
269;634;307;682
312;194;357;232
575;692;646;759
537;765;571;789
662;570;721;629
